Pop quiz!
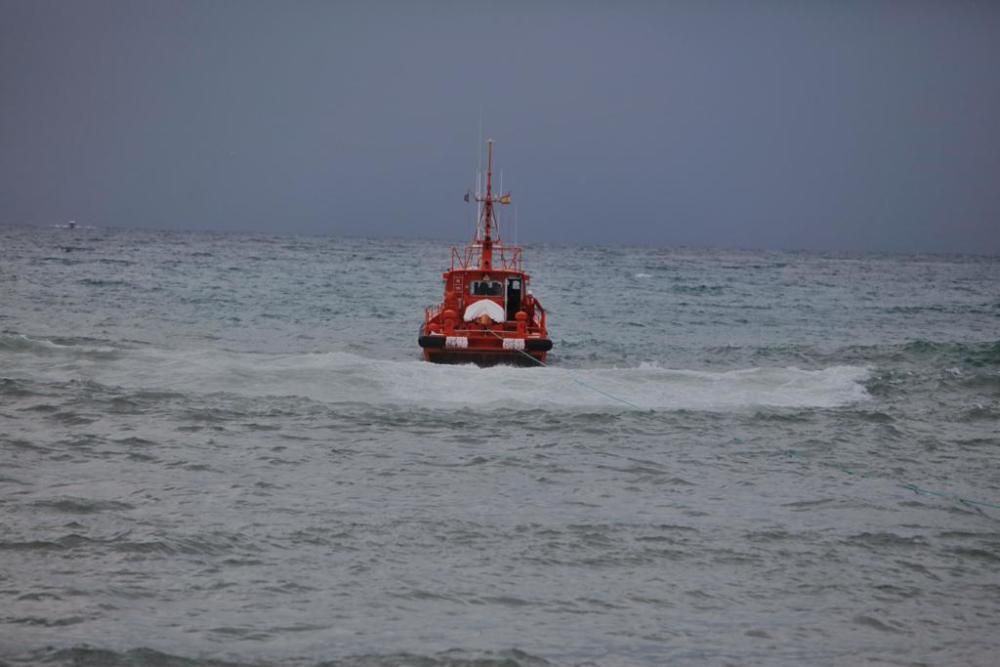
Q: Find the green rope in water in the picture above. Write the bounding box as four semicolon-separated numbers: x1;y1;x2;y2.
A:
487;338;997;510
899;483;1000;510
485;329;652;412
562;373;651;412
785;449;1000;513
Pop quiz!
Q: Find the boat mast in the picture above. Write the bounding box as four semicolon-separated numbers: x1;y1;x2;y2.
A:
474;139;511;272
481;141;495;270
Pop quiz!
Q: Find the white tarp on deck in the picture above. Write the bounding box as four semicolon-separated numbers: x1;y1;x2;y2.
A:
463;299;506;323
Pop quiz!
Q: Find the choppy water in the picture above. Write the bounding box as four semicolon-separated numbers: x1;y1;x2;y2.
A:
1;225;999;667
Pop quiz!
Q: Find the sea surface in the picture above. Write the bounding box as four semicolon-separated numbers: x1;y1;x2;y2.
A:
1;225;999;667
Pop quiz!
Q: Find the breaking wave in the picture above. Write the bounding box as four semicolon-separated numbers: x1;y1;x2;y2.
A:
0;333;119;357
3;337;870;411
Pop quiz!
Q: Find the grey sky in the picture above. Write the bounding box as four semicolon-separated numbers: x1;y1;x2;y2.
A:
2;1;998;253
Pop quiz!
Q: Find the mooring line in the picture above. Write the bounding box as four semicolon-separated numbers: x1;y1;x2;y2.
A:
785;449;1000;515
489;335;997;512
899;483;1000;511
485;329;652;412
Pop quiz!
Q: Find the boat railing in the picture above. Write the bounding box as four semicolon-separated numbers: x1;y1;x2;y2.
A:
425;304;442;323
425;295;545;334
451;243;523;271
533;302;546;330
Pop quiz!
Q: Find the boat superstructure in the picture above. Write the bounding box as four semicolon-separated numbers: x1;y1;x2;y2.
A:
418;141;552;365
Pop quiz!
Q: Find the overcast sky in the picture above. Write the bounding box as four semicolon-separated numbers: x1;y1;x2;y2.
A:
2;1;998;253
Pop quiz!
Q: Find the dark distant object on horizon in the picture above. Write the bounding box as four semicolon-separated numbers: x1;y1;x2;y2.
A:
53;220;98;232
419;141;552;365
54;220;94;230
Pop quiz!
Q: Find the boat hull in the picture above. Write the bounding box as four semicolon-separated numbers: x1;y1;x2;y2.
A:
419;334;551;366
422;348;547;366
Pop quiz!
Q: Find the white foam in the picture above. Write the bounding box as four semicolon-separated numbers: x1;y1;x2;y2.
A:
0;333;117;355
10;344;870;412
384;361;871;411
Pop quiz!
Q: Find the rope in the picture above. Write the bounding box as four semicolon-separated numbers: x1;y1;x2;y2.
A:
899;483;1000;511
785;449;1000;514
484;328;652;412
481;333;998;513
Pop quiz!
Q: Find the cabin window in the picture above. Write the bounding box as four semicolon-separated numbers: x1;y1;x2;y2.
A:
471;281;503;296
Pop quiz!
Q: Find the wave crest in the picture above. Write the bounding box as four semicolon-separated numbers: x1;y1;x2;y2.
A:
4;340;870;411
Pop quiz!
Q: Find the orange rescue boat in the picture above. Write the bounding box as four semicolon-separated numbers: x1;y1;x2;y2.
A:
419;140;552;365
